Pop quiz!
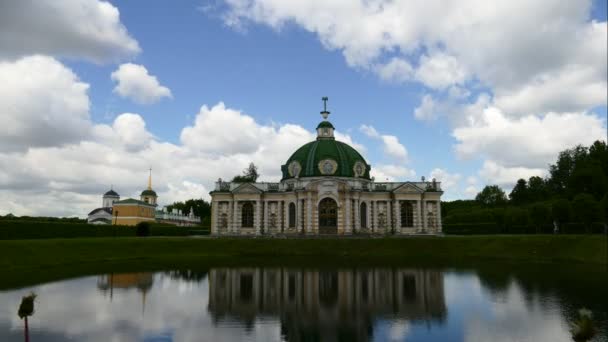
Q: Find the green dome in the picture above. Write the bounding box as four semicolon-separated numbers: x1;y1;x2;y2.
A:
282;138;371;180
141;189;157;197
316;121;335;129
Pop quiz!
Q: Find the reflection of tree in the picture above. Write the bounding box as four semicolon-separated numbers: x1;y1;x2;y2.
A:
18;292;36;342
165;269;208;283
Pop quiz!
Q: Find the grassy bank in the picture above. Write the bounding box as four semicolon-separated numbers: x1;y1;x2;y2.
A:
1;235;605;287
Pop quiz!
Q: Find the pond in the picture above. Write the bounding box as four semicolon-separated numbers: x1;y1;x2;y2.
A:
0;265;606;341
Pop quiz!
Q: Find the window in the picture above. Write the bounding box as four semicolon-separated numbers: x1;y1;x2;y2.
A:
400;201;414;228
288;202;296;228
360;202;367;228
241;202;254;228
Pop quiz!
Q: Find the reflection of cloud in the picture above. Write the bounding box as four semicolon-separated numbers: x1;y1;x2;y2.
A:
464;280;571;342
388;321;410;341
0;274;282;342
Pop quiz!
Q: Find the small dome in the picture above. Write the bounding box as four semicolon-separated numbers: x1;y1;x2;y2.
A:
104;189;120;197
316;121;335;129
281;138;370;180
141;189;157;197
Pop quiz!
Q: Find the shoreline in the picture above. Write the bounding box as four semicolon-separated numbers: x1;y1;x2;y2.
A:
1;235;605;289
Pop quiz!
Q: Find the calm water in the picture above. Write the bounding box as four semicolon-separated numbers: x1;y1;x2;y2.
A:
1;266;606;342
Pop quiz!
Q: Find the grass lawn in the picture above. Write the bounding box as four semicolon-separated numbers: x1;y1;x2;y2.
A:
1;235;605;289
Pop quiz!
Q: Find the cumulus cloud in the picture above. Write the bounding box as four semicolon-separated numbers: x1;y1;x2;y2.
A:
0;55;91;152
111;63;172;104
219;0;606;114
478;161;546;188
413;95;437;121
359;125;408;162
0;0;140;63
371;164;415;182
453;107;606;168
429;168;461;192
415;52;468;90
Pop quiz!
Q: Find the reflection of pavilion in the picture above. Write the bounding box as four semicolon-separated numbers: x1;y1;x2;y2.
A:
97;273;154;314
208;268;446;341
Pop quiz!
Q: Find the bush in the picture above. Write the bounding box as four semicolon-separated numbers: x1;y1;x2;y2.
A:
442;223;501;235
0;220;197;240
135;222;150;237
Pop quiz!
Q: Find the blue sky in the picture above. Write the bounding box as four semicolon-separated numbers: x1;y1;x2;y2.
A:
0;0;606;216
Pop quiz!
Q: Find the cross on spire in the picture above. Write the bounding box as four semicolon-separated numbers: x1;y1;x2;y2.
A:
320;96;330;120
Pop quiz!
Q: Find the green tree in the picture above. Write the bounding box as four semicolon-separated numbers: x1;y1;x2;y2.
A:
551;199;571;233
475;185;508;207
166;198;211;224
600;194;608;234
232;162;259;182
509;179;529;205
529;203;550;233
572;193;599;233
527;176;547;202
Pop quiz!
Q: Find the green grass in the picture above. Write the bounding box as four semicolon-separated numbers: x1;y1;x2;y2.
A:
0;235;605;289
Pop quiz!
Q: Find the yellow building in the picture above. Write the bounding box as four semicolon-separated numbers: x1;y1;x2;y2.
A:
112;169;158;226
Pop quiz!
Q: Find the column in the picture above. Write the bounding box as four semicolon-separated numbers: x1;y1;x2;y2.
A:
354;197;360;232
263;199;269;234
345;192;351;234
371;201;376;233
233;201;239;234
306;192;312;234
437;201;442;233
422;200;427;232
386;200;392;233
211;200;218;235
295;194;301;232
255;199;262;235
394;200;400;234
282;200;287;233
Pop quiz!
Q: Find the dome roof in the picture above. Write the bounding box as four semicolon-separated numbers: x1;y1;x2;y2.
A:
104;189;119;197
281;137;370;180
141;189;157;197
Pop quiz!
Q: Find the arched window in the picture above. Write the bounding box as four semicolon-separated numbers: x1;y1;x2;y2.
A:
360;202;367;228
288;203;296;228
401;201;414;227
241;202;254;228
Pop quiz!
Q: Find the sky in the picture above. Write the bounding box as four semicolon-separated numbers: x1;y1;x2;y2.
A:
0;0;606;217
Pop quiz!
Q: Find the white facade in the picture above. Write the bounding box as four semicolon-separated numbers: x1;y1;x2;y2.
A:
210;177;442;236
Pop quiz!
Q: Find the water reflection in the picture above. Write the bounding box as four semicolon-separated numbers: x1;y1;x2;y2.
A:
0;266;606;342
208;268;445;341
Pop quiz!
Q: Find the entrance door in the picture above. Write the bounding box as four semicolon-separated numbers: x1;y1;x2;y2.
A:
318;198;338;234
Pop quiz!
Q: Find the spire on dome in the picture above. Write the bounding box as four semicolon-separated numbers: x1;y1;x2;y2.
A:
147;168;152;190
320;96;330;120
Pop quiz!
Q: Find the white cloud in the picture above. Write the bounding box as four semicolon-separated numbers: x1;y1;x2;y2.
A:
0;0;140;63
375;58;413;83
359;125;408;163
478;160;546;188
111;63;172;104
429;168;461;192
371;164;415;182
0;55;91;152
453;106;606;169
359;124;379;138
219;0;606;114
464;185;478;198
381;135;408;162
415;52;468;89
413;95;437;121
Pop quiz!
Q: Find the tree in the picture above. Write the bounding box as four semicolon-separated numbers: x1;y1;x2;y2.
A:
527;176;547;202
509;179;529;205
232;162;259;183
475;185;508;207
529;203;550;233
600;194;608;234
166;198;211;224
18;292;36;342
572;193;599;233
551;199;571;233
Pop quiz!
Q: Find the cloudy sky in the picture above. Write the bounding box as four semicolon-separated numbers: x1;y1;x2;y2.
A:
0;0;606;217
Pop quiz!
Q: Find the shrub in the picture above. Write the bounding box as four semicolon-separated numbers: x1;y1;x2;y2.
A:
135;222;150;237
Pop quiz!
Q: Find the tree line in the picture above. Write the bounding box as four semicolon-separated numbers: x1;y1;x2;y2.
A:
443;140;608;234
